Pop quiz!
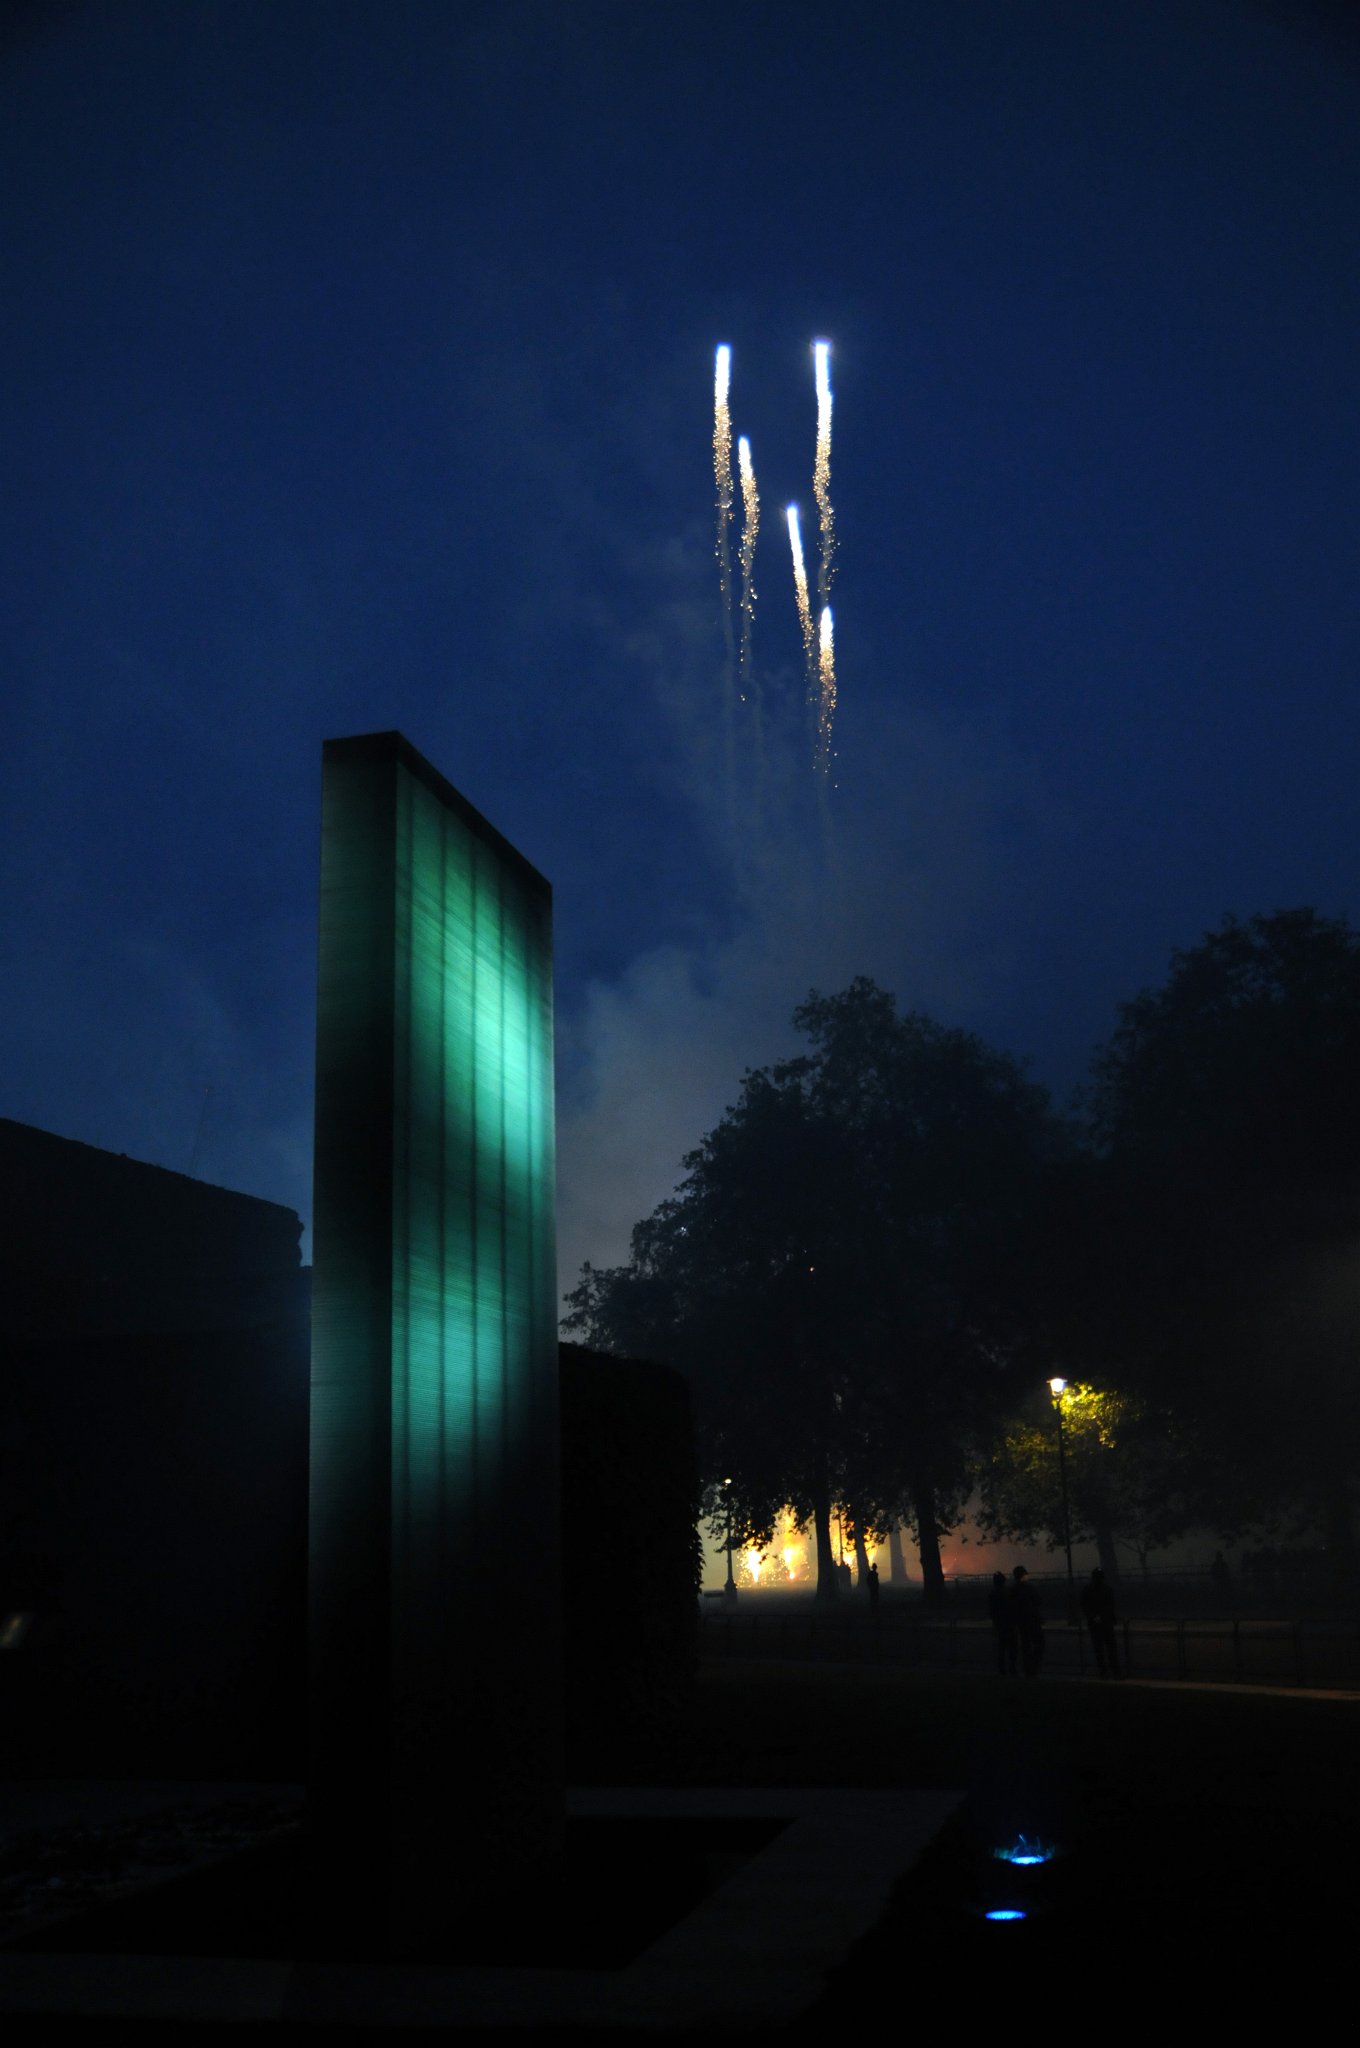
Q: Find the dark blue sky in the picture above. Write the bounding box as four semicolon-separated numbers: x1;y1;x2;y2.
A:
3;0;1357;1298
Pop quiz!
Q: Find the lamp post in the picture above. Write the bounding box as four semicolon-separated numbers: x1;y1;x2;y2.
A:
1049;1378;1078;1624
723;1477;738;1608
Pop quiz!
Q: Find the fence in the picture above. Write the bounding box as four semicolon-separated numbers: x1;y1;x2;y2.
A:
698;1604;1360;1690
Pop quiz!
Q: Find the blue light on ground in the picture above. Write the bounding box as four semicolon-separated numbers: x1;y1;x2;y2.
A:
993;1836;1057;1867
985;1909;1028;1922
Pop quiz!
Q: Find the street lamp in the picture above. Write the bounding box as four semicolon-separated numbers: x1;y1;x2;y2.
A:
1048;1378;1078;1624
723;1478;738;1608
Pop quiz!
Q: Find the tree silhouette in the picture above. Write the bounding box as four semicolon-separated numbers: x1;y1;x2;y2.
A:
1085;909;1360;1588
565;978;1066;1602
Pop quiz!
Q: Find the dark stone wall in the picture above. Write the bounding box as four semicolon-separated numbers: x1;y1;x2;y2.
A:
0;1119;308;1777
559;1342;702;1780
1;1116;303;1340
0;1122;706;1790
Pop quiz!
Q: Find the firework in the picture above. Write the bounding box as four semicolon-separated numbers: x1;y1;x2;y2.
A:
708;340;844;809
737;435;760;697
786;502;817;718
813;339;835;611
816;604;836;775
713;345;735;621
713;345;737;809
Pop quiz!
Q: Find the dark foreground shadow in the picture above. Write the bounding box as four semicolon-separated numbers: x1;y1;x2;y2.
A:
11;1814;789;1972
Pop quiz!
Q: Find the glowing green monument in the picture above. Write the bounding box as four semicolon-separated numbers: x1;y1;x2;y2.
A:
309;731;559;1951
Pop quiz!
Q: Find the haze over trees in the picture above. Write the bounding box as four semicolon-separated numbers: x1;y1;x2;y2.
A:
566;911;1360;1602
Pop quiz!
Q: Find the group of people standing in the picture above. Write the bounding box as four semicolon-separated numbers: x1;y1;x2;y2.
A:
988;1565;1122;1680
989;1566;1046;1676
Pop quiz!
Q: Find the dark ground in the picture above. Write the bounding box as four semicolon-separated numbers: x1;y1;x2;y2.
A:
718;1657;1357;2032
3;1654;1356;2037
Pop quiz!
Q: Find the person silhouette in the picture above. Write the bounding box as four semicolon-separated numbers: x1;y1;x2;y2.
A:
989;1569;1018;1676
1079;1567;1121;1678
1012;1566;1044;1677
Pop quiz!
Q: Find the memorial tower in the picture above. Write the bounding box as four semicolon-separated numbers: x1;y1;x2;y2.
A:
309;731;559;1950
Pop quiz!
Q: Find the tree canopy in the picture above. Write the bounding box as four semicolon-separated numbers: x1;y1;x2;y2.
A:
565;977;1067;1599
975;1382;1197;1583
569;912;1360;1601
1081;909;1360;1583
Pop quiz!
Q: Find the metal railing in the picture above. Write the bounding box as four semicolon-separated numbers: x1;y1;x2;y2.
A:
698;1605;1360;1691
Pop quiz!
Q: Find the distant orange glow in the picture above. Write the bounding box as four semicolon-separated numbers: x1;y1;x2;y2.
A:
731;1508;814;1587
708;1509;899;1590
775;1509;810;1582
740;1509;823;1586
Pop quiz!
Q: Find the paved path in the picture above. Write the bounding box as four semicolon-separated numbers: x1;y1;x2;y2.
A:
0;1783;962;2031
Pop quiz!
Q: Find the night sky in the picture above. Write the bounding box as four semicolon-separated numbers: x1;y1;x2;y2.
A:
4;1;1357;1304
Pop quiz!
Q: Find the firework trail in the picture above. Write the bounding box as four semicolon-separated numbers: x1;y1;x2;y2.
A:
737;436;760;696
708;341;843;834
786;502;818;733
813;340;836;613
713;345;735;600
815;604;837;777
713;346;737;814
737;434;765;822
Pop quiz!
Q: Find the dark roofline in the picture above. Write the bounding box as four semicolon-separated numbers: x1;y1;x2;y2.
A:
0;1117;302;1224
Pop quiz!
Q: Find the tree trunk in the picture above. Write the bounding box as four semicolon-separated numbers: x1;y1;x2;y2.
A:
889;1522;908;1584
1092;1508;1121;1587
911;1475;946;1608
813;1488;838;1601
850;1517;871;1590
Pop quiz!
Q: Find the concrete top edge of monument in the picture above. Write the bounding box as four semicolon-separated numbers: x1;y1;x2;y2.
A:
322;731;552;900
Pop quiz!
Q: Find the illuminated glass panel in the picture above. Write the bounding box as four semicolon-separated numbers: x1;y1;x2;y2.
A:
310;731;558;1945
389;750;555;1577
